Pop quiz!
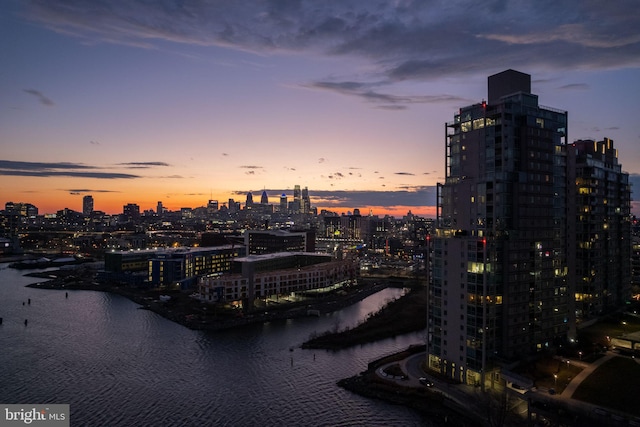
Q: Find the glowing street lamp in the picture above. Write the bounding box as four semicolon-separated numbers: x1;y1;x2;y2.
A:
553;374;557;388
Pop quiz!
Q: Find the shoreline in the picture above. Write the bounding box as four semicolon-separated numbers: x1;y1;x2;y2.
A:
337;346;482;427
23;269;389;332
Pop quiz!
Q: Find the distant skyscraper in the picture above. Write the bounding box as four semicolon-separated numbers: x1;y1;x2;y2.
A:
207;200;218;211
292;185;301;214
568;138;631;320
157;201;164;216
302;187;311;214
246;192;254;208
82;195;94;216
429;70;571;387
261;190;269;205
280;193;287;213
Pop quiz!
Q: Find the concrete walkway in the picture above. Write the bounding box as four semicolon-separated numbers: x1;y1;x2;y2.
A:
560;352;615;398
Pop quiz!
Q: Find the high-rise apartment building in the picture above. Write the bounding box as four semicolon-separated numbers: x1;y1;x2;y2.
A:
568;138;631;320
82;195;94;216
429;70;571;386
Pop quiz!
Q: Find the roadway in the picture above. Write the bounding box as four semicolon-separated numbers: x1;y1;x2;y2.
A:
375;351;640;426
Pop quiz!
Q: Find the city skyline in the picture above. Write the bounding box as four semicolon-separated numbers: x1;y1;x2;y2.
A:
1;1;639;217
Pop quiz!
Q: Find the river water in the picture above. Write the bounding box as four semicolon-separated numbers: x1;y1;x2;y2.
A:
0;264;431;426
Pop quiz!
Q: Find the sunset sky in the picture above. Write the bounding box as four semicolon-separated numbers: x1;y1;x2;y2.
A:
2;0;639;217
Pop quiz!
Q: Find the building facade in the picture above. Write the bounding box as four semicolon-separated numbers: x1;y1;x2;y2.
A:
245;229;315;254
569;138;631;320
429;70;571;386
148;245;244;289
197;252;356;305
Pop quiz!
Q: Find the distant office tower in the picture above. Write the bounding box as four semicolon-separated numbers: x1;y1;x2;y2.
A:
280;193;287;213
568;138;631;320
293;185;301;213
429;70;571;387
83;195;94;216
246;192;254;208
208;200;218;211
157;201;164;215
302;187;311;214
261;190;269;205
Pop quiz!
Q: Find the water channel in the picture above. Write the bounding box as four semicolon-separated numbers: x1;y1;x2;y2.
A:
0;263;431;426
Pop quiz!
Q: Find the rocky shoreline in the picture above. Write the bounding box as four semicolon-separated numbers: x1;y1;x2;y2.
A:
337;346;481;427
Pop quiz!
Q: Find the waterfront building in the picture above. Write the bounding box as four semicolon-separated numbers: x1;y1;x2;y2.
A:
82;195;94;216
429;70;571;386
568;138;631;320
197;252;356;306
148;245;245;289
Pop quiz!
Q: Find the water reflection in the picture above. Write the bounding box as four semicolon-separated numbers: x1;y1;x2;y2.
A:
0;265;429;426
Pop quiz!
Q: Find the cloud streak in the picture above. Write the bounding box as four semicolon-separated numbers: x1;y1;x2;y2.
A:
23;89;54;106
118;162;170;168
0;160;139;179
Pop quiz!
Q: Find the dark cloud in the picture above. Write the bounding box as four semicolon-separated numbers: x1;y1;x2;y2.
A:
118;161;171;168
318;158;326;163
0;160;139;179
395;172;415;176
67;188;118;193
240;165;263;169
0;160;95;170
306;80;470;107
27;1;640;94
23;89;54;106
326;172;345;179
89;140;100;145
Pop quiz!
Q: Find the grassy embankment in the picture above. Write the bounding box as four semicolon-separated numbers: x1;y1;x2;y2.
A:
302;286;426;350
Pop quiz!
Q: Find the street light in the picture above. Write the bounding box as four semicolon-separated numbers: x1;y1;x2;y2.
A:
578;351;582;361
553;374;557;388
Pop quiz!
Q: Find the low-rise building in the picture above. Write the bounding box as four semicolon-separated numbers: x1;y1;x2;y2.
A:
148;245;245;289
197;252;357;306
